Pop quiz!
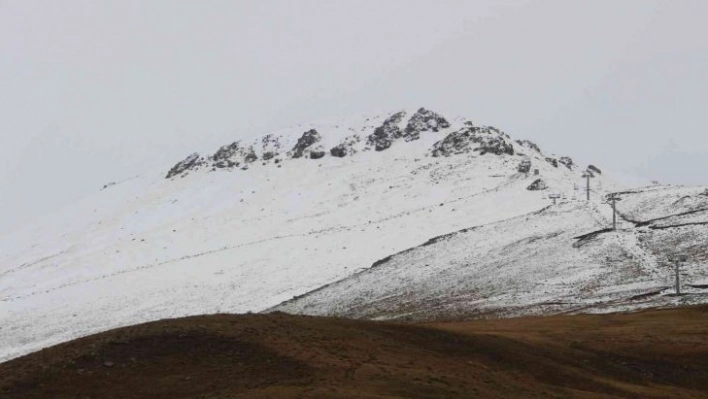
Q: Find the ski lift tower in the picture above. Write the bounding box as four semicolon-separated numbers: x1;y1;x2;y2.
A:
548;193;561;205
581;171;594;201
668;254;688;295
605;193;622;230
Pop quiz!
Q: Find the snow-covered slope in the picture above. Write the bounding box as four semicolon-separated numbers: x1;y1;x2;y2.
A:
0;108;664;362
272;186;708;320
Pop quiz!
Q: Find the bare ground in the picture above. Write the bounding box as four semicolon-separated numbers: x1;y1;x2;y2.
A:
1;306;707;398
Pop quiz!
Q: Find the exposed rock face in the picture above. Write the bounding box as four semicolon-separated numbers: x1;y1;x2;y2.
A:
210;141;258;166
588;165;602;175
431;123;514;157
402;108;450;141
165;108;537;179
559;156;574;170
545;157;559;168
213;142;241;162
329;134;361;158
214;159;239;169
330;145;347;157
166;153;205;179
290;129;321;159
366;111;406;151
516;140;542;154
310;151;325;159
260;135;282;161
243;146;258;163
527;178;548;191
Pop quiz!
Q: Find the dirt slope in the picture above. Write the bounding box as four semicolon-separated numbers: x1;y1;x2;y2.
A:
1;306;707;398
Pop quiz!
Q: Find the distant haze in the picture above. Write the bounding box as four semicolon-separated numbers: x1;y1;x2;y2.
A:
1;0;707;232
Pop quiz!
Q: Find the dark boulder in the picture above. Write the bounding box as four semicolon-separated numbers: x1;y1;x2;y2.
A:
330;145;347;157
527;179;548;191
310;150;325;159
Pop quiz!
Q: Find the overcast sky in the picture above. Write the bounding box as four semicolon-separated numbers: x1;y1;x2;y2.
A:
1;0;707;232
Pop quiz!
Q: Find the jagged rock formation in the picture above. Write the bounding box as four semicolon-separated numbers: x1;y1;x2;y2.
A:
165;108;519;179
545;157;559;168
431;122;514;157
260;134;282;161
290;129;321;159
166;153;205;178
366;111;406;151
402;108;450;141
559;156;574;170
210;141;258;168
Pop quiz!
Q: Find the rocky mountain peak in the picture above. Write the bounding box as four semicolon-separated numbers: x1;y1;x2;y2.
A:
165;108;521;179
402;108;451;142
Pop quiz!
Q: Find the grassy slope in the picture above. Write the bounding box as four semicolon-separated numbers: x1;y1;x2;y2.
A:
2;306;707;398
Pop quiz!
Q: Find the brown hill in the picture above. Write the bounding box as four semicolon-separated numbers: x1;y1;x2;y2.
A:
1;306;708;398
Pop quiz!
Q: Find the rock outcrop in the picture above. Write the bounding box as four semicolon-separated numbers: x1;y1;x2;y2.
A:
330;145;347;157
290;129;322;159
166;153;205;179
366;111;406;151
310;150;325;159
402;108;450;142
526;178;548;191
431;122;514;157
559;156;574;170
165;108;525;179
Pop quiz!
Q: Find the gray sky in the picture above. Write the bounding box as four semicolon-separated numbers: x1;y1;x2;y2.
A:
1;0;707;232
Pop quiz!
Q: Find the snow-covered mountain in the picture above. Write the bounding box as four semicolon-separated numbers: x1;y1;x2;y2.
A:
0;108;704;362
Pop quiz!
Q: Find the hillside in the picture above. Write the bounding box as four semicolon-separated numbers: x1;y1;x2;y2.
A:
273;185;708;320
0;107;689;363
2;307;708;398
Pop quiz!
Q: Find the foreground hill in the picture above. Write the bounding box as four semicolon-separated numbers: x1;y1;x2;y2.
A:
2;307;708;398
